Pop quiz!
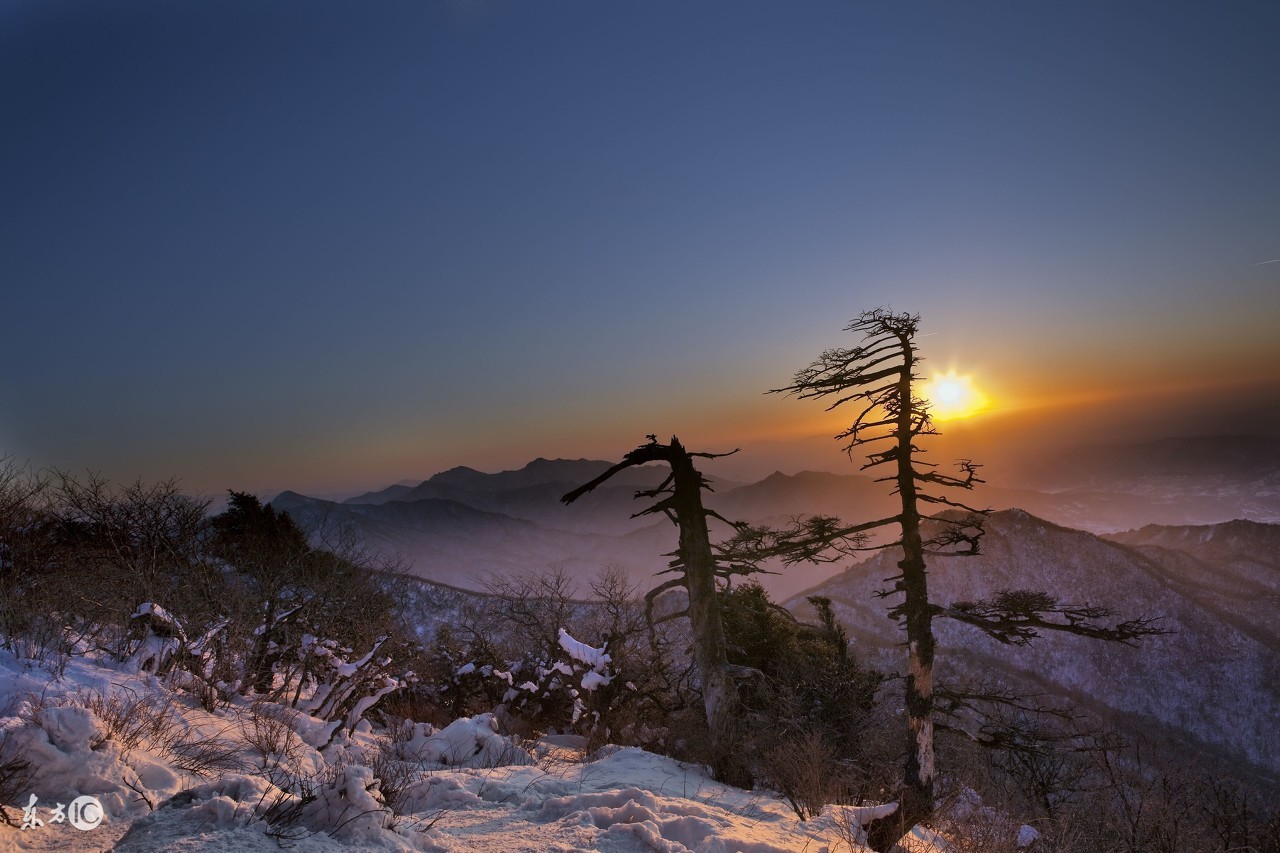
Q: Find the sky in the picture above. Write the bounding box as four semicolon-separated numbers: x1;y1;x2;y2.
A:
3;0;1279;497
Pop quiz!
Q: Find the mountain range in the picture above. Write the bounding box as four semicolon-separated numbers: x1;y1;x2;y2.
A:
270;435;1280;599
269;435;1280;780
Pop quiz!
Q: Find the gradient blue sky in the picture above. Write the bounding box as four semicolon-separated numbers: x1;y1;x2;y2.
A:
4;1;1279;495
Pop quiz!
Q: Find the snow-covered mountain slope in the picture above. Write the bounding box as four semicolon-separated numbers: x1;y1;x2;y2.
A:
789;509;1280;776
1105;519;1280;650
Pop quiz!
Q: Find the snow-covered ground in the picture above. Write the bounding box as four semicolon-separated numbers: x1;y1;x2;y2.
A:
0;651;903;852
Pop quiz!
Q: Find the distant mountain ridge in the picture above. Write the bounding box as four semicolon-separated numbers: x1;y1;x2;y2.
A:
272;435;1280;597
1104;519;1280;650
426;458;672;492
272;488;675;589
346;458;676;506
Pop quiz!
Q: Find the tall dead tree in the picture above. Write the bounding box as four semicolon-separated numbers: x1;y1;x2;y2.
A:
562;435;752;787
763;309;1164;850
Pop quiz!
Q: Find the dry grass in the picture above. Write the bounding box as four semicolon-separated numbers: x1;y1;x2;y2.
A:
18;687;242;778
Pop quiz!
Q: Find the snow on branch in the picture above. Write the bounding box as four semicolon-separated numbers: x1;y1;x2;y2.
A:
557;628;610;672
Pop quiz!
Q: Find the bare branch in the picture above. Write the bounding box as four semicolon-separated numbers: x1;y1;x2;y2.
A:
715;513;902;569
940;590;1170;647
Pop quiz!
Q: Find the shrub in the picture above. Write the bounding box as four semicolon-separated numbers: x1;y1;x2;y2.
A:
720;584;882;775
239;700;306;786
0;729;34;827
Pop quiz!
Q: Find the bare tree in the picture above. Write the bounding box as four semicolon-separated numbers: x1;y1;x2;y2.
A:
561;435;753;787
0;456;54;654
765;309;1164;849
50;471;213;658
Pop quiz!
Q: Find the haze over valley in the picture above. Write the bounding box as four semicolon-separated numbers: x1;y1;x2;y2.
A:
270;433;1280;600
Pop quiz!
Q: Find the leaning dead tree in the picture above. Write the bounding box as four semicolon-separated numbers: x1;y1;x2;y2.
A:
561;435;753;787
760;308;1165;850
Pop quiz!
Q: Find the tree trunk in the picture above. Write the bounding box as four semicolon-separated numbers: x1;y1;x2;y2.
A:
248;599;277;694
562;437;750;787
668;446;751;788
867;528;936;851
867;339;936;852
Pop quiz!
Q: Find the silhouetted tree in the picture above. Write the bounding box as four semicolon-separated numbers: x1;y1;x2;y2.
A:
209;492;312;692
561;435;754;787
0;457;57;656
762;309;1164;849
50;472;213;658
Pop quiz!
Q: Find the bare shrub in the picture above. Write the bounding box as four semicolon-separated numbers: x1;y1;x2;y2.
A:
81;688;176;754
80;689;242;777
250;747;352;845
0;457;57;662
759;730;854;820
17;687;242;788
51;473;214;657
258;778;319;845
239;700;306;784
170;666;229;714
0;729;35;827
930;812;1023;852
163;729;244;777
376;715;430;765
14;688;169;753
255;755;402;842
367;739;419;819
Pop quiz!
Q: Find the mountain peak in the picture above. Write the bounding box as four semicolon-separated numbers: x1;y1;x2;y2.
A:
269;490;330;510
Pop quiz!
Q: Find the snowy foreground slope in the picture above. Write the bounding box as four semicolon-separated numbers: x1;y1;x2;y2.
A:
0;652;914;853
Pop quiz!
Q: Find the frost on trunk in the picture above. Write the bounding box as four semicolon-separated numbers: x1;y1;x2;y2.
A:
562;436;752;788
906;641;935;786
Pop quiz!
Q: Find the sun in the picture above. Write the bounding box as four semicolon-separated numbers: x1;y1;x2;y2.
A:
923;370;991;421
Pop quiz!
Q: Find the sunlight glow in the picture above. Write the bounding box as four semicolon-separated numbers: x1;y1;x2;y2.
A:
923;370;992;421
